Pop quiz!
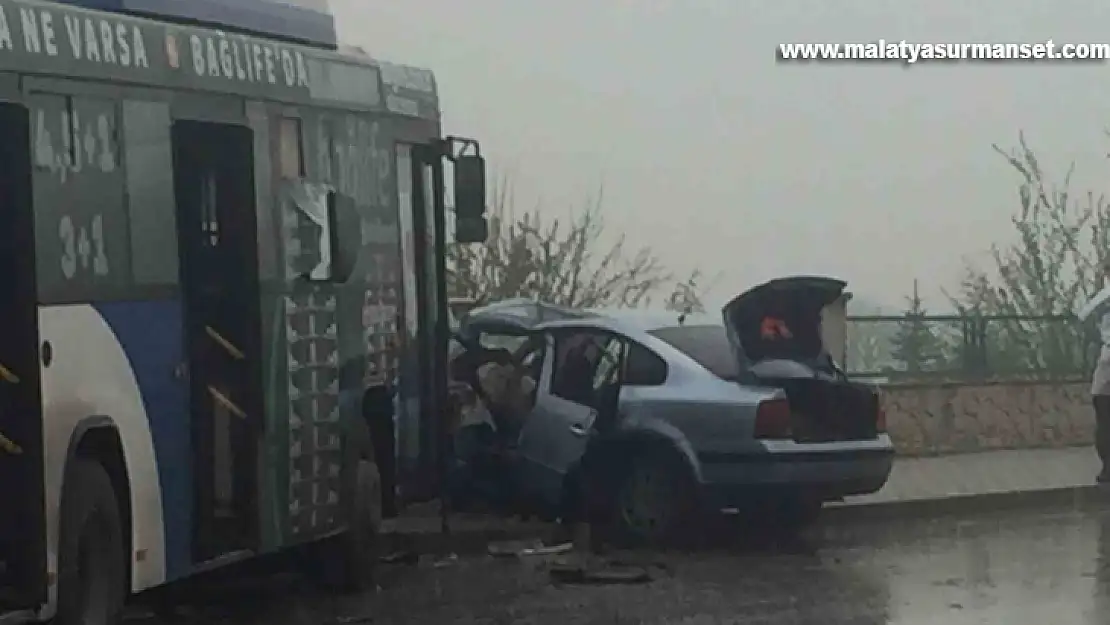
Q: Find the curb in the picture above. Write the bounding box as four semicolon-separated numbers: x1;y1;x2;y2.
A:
823;484;1108;525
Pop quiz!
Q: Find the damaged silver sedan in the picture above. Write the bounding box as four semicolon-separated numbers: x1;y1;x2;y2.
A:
445;277;894;544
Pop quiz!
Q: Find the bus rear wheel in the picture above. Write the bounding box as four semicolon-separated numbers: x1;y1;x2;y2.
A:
309;458;382;593
56;458;126;625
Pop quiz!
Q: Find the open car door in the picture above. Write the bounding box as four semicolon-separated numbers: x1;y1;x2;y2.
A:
515;329;624;510
515;332;596;508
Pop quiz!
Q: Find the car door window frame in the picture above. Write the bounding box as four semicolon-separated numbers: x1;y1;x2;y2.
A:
548;328;626;407
535;331;557;396
623;340;668;386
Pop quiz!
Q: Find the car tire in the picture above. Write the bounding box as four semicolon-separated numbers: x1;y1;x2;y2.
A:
609;452;698;546
55;458;127;625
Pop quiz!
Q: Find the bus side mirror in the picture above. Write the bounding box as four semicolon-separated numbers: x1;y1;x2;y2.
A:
455;216;488;243
454;155;486;218
453;154;488;243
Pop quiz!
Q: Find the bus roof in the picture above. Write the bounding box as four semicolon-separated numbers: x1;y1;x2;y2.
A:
49;0;337;48
0;0;438;118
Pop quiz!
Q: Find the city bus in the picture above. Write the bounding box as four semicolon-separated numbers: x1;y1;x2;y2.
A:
0;0;487;623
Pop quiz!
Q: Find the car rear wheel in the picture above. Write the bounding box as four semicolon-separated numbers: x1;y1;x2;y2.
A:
611;453;697;546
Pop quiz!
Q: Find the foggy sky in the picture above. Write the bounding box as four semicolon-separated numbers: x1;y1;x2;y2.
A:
330;0;1110;309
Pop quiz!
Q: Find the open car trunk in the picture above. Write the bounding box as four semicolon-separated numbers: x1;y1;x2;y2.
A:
753;364;880;441
723;276;880;442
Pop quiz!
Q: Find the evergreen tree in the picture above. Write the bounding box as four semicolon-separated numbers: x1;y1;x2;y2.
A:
890;280;949;373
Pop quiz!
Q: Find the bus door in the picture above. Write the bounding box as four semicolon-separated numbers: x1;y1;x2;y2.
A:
404;144;448;497
393;140;484;503
0;102;46;608
170;120;263;562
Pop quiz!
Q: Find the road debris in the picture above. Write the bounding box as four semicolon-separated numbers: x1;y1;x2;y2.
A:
379;550;419;565
521;542;574;556
547;559;655;585
487;539;573;558
335;615;374;624
432;553;459;568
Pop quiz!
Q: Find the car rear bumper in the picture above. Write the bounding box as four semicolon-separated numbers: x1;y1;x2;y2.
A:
695;439;895;509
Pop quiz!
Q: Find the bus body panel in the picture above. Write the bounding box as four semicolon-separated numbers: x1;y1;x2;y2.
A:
0;0;440;119
259;109;432;544
39;304;168;595
92;299;191;583
0;0;451;615
18;96;442;619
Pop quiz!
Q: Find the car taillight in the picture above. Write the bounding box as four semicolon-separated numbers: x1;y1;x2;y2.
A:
876;402;887;433
754;398;792;439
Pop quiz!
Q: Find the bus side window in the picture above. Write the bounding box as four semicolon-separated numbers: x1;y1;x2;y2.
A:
122;100;178;286
278;116;304;180
32;93;130;300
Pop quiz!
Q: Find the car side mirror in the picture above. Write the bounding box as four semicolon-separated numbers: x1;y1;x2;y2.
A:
455;216;488;244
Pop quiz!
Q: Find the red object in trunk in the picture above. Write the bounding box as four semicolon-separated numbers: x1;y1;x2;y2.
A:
753;398;792;439
759;317;793;340
723;276;846;366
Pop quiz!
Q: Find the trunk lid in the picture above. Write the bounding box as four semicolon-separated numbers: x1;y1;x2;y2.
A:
721;275;848;372
723;276;878;442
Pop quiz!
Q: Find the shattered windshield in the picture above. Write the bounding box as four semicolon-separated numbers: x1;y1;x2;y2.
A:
281;179;336;281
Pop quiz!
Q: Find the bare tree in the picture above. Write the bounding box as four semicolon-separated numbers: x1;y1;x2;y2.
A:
948;133;1103;374
663;270;707;316
447;180;704;309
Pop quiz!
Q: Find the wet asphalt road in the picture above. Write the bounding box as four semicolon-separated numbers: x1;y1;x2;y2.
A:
137;505;1110;625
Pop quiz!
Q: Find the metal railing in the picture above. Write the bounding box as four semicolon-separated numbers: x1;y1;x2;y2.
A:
845;314;1097;383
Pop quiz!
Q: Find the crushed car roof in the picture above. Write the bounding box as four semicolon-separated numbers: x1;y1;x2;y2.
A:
457;298;596;338
460;299;721;337
582;309;721;332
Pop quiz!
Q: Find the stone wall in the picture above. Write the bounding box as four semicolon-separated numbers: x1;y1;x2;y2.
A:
882;381;1093;456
